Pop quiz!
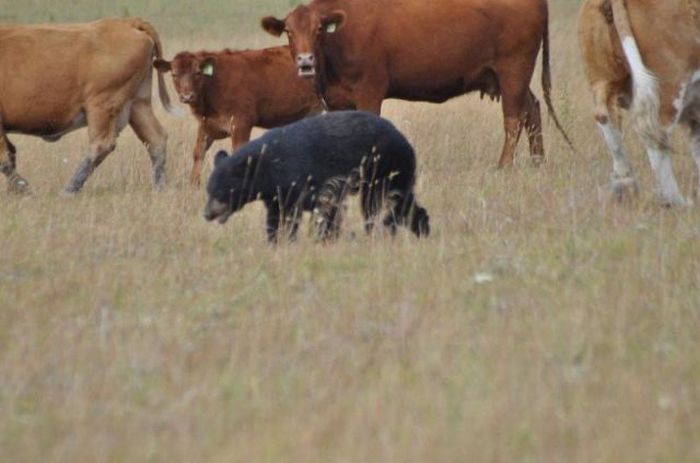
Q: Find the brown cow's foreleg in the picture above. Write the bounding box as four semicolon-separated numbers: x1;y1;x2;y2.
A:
129;100;168;190
691;121;700;199
355;96;383;115
352;80;387;115
190;125;213;187
524;89;545;165
0;118;29;193
231;119;253;151
65;111;118;193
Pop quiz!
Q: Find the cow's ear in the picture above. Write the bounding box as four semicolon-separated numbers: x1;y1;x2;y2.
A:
214;150;229;167
261;16;286;37
322;10;346;33
200;57;216;77
153;59;171;73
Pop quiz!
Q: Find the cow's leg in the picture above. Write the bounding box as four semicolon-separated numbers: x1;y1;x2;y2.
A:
524;89;545;165
128;100;168;190
190;125;213;187
231;118;253;151
640;95;687;207
690;121;700;199
497;73;529;168
0;118;29;193
592;81;637;201
352;79;387;114
64;109;120;193
644;142;686;207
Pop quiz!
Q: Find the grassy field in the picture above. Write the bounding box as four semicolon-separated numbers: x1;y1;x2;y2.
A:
1;1;699;461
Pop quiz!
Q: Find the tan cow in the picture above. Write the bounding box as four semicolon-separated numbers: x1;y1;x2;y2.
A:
0;18;176;193
578;0;700;206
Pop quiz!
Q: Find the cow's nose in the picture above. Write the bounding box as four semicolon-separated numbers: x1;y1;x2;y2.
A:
296;53;316;76
296;53;315;65
179;92;195;103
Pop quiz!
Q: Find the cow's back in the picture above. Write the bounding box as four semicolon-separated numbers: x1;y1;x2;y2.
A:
0;19;155;135
318;0;547;101
579;0;699;85
203;47;320;128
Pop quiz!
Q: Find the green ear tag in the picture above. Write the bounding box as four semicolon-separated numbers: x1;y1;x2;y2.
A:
326;22;337;33
202;62;215;77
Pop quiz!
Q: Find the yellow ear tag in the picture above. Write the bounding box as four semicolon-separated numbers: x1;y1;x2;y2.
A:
326;23;337;33
202;62;215;77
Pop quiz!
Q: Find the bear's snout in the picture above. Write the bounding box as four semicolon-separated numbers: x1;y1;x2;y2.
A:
204;197;231;223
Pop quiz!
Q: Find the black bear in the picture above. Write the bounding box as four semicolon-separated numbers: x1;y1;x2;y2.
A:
204;111;430;242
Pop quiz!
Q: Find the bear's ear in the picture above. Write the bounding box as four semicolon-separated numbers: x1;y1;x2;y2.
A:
214;150;229;167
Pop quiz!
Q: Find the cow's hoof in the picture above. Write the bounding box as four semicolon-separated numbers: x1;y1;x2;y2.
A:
658;194;692;208
60;189;79;198
530;155;545;167
8;177;30;195
611;176;638;203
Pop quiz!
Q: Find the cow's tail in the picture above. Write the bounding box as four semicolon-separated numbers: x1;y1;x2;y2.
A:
609;0;667;150
131;19;181;116
541;17;576;152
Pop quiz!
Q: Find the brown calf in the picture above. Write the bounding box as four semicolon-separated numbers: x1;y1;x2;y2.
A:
578;0;700;206
262;0;573;168
154;46;322;185
0;18;175;193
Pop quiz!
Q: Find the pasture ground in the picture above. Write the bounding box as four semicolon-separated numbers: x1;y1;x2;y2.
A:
1;1;699;461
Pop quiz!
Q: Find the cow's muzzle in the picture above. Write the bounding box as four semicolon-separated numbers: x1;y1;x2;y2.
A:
296;53;316;77
179;92;196;103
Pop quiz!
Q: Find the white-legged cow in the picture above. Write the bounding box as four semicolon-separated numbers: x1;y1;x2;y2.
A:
262;0;574;168
0;18;177;193
578;0;700;206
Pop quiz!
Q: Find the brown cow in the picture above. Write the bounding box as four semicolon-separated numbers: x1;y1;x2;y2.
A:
261;0;573;168
154;46;323;186
578;0;700;206
0;18;175;193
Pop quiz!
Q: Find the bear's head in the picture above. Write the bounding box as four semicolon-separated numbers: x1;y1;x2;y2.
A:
204;151;260;224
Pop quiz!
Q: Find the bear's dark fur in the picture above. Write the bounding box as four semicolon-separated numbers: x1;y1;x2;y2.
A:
204;111;429;242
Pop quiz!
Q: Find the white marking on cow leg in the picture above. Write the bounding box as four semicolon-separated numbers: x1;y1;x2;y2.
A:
598;122;633;177
691;126;700;198
646;147;688;207
597;122;636;198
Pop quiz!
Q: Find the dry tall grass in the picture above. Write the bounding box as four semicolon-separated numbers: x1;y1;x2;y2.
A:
1;1;699;462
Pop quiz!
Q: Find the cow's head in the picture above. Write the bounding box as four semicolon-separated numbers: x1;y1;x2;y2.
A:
204;151;258;224
154;53;216;104
262;6;346;78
